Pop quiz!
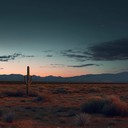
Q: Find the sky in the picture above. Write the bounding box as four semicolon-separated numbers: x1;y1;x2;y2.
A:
0;0;128;77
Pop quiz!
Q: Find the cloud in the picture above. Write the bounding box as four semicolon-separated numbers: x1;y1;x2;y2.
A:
40;64;65;68
0;68;4;70
88;38;128;61
50;64;65;68
43;50;54;53
42;50;55;58
46;55;53;57
21;55;34;58
0;53;21;62
61;38;128;61
61;49;88;62
68;64;100;68
0;53;34;62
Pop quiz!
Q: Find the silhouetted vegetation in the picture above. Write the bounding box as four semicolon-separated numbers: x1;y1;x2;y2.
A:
3;91;25;97
4;111;15;123
81;95;128;117
24;66;32;96
75;113;91;127
52;88;70;94
32;95;45;102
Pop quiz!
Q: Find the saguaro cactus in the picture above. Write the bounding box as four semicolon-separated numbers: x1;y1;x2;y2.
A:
24;66;32;96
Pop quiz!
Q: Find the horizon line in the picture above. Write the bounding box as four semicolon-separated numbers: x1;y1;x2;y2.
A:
0;71;127;78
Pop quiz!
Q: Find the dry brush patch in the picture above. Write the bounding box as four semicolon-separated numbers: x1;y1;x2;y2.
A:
75;113;91;127
81;95;128;117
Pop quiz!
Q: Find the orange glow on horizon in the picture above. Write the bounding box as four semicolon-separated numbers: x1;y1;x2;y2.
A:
30;66;92;77
0;66;92;77
0;61;100;77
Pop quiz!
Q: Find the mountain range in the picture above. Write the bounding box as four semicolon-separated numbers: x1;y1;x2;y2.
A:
0;72;128;83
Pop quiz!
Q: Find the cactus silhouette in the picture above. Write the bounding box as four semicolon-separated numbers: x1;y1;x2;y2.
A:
24;66;32;96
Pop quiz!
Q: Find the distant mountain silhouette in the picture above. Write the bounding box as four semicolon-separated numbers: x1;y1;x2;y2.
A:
0;72;128;83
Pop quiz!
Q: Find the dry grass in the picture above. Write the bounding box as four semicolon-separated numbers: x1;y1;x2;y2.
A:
0;83;128;128
102;95;128;116
75;113;91;127
81;95;128;117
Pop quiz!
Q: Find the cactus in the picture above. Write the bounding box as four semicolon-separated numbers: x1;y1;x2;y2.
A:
24;66;32;96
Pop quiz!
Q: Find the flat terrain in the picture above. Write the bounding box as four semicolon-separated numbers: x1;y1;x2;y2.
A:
0;83;128;128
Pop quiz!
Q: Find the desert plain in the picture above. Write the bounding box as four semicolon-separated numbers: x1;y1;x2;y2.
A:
0;83;128;128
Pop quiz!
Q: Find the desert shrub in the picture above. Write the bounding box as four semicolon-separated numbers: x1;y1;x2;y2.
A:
4;111;15;123
28;91;39;97
81;97;107;114
67;110;76;117
0;110;3;117
52;107;69;113
52;88;69;94
3;91;25;97
75;113;90;127
102;103;122;116
102;95;128;116
80;95;128;117
33;95;45;102
25;106;32;109
87;87;101;93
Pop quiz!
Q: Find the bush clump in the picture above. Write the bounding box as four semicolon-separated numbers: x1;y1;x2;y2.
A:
52;88;70;94
102;95;128;116
3;91;25;97
4;111;15;123
81;97;107;114
28;91;39;97
81;95;128;117
33;95;45;102
75;113;91;127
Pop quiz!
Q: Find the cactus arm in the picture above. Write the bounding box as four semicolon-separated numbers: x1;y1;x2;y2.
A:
30;76;32;84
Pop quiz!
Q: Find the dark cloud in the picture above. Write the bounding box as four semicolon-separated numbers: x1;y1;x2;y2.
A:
88;38;128;61
0;53;34;62
0;53;21;62
68;64;100;68
0;68;4;70
42;50;54;58
61;49;88;62
46;55;53;57
21;55;34;58
50;63;99;68
61;39;128;61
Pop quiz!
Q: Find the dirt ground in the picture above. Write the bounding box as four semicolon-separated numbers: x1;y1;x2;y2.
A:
0;83;128;128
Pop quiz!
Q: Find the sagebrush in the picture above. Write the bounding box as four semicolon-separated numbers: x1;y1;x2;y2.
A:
81;95;128;117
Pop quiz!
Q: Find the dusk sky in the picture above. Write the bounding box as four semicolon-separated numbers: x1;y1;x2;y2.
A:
0;0;128;77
